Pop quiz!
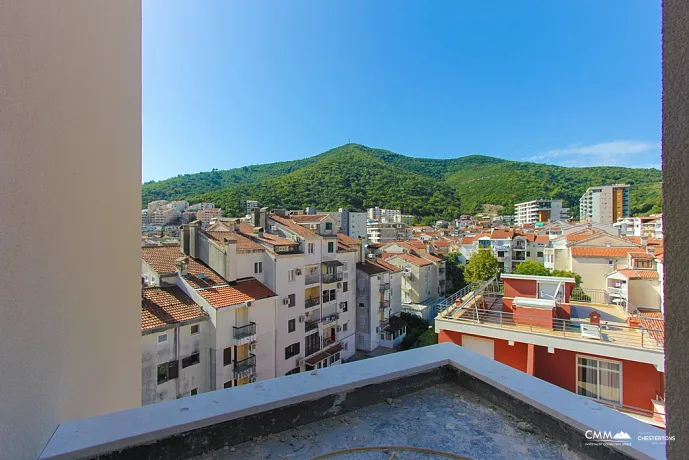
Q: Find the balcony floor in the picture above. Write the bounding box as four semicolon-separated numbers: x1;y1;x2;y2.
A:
190;383;587;460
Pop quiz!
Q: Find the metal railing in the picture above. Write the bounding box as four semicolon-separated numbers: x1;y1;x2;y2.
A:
233;322;256;340
379;282;390;292
322;273;343;284
442;305;663;351
305;297;320;308
606;287;627;298
305;273;320;285
323;336;336;347
570;288;608;304
305;320;318;332
233;354;256;375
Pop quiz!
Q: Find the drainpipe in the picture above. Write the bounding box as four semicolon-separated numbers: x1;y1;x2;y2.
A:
174;326;180;398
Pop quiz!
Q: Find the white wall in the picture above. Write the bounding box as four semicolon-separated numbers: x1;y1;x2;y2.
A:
0;2;142;458
272;255;307;376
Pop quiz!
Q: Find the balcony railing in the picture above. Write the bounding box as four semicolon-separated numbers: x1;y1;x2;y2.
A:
323;336;336;347
607;286;627;298
322;273;343;284
233;354;256;379
305;297;320;308
305;320;318;332
233;322;256;341
379;282;390;292
570;288;608;304
305;273;320;285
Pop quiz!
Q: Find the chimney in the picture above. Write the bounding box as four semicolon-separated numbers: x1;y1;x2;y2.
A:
175;256;189;277
259;207;268;230
252;207;261;227
180;224;190;255
223;237;237;283
640;236;648;248
233;218;240;232
253;226;264;237
647;246;656;254
189;220;201;259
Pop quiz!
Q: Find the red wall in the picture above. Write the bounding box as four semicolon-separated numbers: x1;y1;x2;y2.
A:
514;306;553;328
503;278;537;298
439;329;664;411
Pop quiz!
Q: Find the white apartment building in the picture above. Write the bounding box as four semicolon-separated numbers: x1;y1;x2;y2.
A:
367;207;401;222
141;209;149;226
367;221;409;244
149;207;182;226
579;184;630;224
377;242;447;304
514;199;568;225
141;285;209;405
246;200;260;217
339;208;368;243
355;260;405;352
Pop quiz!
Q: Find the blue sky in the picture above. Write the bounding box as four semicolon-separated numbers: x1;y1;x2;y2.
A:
143;1;661;182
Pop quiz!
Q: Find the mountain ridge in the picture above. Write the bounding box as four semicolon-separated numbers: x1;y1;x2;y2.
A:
142;144;662;219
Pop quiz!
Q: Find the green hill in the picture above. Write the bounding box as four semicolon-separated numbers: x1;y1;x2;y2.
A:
142;144;662;219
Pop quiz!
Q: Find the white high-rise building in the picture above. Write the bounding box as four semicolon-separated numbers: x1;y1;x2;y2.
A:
514;199;568;225
579;184;630;224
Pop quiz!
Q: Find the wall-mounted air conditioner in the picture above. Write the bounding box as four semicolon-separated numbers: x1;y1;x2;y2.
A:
295;269;302;275
249;341;257;351
298;315;305;323
283;298;291;305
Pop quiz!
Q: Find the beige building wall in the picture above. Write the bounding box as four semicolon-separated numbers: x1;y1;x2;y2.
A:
0;2;142;458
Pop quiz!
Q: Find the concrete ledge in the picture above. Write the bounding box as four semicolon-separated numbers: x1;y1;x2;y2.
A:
40;343;665;460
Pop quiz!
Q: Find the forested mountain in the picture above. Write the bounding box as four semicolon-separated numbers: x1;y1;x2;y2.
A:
142;144;662;219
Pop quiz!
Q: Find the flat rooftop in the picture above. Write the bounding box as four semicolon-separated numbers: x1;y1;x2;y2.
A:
194;382;586;460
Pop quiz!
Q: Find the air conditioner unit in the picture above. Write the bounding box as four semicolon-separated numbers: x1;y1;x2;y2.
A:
337;326;342;332
245;301;252;307
283;298;291;305
297;357;305;367
339;302;346;309
249;341;257;351
249;375;257;383
295;268;302;275
337;282;342;289
298;315;305;323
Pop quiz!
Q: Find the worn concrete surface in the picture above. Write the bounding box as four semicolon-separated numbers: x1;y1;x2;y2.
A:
190;383;589;460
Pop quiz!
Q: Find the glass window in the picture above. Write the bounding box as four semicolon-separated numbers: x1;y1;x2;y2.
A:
158;333;167;344
288;319;296;333
576;356;621;404
254;262;263;273
223;347;232;366
326;222;333;230
182;352;200;368
190;324;200;335
328;242;334;253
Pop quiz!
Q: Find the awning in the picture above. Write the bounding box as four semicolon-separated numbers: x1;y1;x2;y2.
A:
322;260;343;268
514;297;555;310
305;343;344;366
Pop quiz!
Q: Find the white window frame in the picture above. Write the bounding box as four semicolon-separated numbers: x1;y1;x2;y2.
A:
157;333;168;344
254;262;263;274
575;354;623;405
308;242;315;254
288;269;295;282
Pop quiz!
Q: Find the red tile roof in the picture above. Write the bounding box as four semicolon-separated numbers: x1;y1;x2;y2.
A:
386;252;432;267
637;309;664;346
625;236;664;246
289;214;329;223
534;235;550;244
142;246;223;286
490;229;514;239
141;286;206;332
628;251;655;260
418;251;444;263
571;247;640;258
195;278;276;309
566;231;601;242
615;269;660;280
337;232;360;246
270;215;318;238
305;342;343;366
374;259;402;273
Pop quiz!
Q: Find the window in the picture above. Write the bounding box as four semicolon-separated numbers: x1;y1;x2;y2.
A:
323;289;336;303
305;333;320;356
182;352;200;368
330;289;336;299
286;368;300;376
223;381;232;389
288;269;295;281
359;303;364;308
341;301;348;312
343;323;348;332
254;262;263;274
343;262;348;271
526;251;531;257
576;356;622;404
537;252;544;258
308;243;315;254
190;324;199;335
497;251;504;258
343;281;348;292
190;388;198;396
326;222;333;230
288;293;296;307
157;360;178;384
288;318;296;333
158;333;168;344
223;347;232;366
328;242;334;253
285;342;300;359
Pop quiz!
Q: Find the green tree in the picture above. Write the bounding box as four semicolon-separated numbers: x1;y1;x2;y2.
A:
465;249;498;284
514;261;551;277
413;328;438;348
445;252;466;291
551;269;583;287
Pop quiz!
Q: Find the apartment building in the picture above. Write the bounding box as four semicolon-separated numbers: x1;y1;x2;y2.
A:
606;252;663;313
141;285;209;405
367;221;409;244
459;229;549;273
355;259;405;351
436;274;665;424
149;207;182;226
246;200;260;217
368;207;401;222
339;208;368;243
142;243;278;391
544;228;643;290
196;207;222;224
514;199;568;225
580;184;630;224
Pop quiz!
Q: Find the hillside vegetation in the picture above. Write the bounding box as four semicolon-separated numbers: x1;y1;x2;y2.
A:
143;144;662;219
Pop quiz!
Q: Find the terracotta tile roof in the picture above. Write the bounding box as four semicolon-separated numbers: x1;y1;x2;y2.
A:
637;309;664;346
142;245;225;281
356;260;389;276
615;269;660;280
141;286;206;332
407;240;428;248
252;231;299;247
305;342;343;366
423;231;440;237
418;251;444;263
571;247;641;258
270;215;317;238
374;259;402;273
566;231;601;242
203;228;265;251
432;240;450;247
461;236;477;244
628;251;655;260
654;249;664;262
337;232;360;246
386;252;432;267
490;229;514;239
534;235;550;244
625;236;664;246
195;278;277;309
289;214;328;223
